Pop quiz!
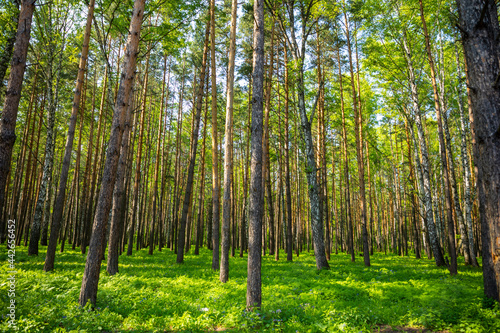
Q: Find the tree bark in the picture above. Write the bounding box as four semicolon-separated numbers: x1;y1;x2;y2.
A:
127;50;150;255
220;0;237;282
284;46;293;262
0;0;36;238
277;0;329;270
106;84;134;275
210;0;220;271
456;0;500;302
246;0;264;310
337;47;355;263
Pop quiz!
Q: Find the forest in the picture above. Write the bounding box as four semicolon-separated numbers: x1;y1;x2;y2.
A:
0;0;500;331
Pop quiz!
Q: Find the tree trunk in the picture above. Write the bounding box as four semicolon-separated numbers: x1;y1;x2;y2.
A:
220;0;237;282
0;0;36;239
240;76;252;258
78;0;145;306
288;30;329;271
127;50;150;255
457;0;500;302
284;46;293;262
210;0;220;271
106;83;134;275
337;47;355;263
246;0;264;310
195;88;209;255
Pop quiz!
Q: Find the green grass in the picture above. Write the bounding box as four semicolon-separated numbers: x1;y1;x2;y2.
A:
0;246;498;332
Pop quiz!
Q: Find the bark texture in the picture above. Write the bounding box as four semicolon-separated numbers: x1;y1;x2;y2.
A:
246;0;264;310
457;0;500;302
220;0;238;282
210;0;220;271
0;0;35;239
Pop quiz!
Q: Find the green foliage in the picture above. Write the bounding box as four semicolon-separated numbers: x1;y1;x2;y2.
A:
0;246;497;332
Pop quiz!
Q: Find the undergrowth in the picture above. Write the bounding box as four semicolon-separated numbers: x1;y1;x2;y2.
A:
0;246;498;332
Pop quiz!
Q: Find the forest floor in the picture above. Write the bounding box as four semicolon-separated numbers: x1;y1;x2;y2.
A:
0;245;498;332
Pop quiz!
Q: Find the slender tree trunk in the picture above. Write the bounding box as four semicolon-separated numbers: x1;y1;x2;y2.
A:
240;76;252;257
404;120;421;259
284;47;293;262
220;0;237;282
170;57;186;253
337;47;355;262
457;0;500;302
0;0;36;239
195;91;209;255
210;0;220;271
263;23;276;258
290;44;329;269
246;0;264;310
78;0;145;306
127;50;150;255
149;57;170;255
316;35;330;261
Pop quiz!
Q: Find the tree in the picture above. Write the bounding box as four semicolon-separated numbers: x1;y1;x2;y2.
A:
456;0;500;303
266;0;329;270
78;0;146;306
246;0;264;311
210;0;220;272
0;0;36;242
220;0;238;283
